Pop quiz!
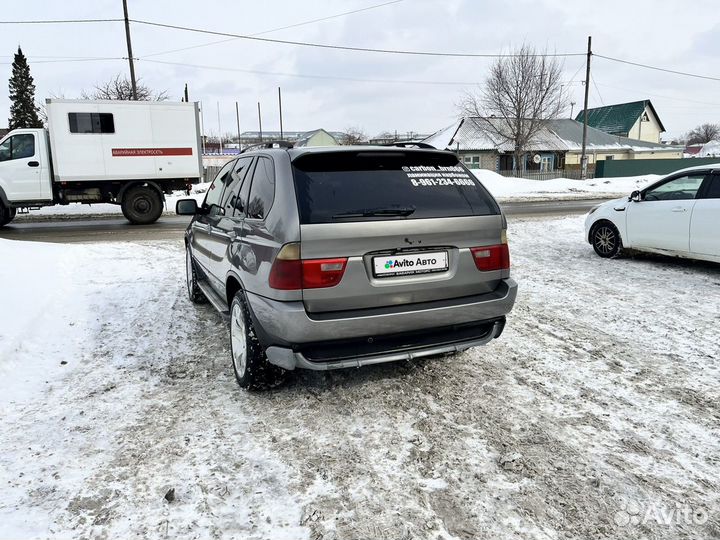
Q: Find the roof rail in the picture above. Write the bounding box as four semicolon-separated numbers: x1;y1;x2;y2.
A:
383;141;436;149
241;140;294;153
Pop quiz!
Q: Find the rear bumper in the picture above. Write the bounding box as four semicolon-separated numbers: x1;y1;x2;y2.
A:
266;318;505;370
246;278;517;370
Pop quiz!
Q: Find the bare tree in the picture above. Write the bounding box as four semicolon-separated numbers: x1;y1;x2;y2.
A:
82;74;168;101
685;123;720;146
37;91;66;127
459;43;566;173
340;126;368;145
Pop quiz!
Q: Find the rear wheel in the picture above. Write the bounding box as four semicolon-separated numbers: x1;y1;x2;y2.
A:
186;247;207;304
591;221;623;258
121;186;163;225
229;291;284;390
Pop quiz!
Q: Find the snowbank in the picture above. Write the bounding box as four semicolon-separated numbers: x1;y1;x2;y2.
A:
697;140;720;158
14;188;208;219
473;169;659;201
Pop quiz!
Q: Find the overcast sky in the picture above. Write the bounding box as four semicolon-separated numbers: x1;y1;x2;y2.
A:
1;0;719;140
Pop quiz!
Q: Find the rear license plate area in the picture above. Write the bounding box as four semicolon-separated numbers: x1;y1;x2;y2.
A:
372;251;449;278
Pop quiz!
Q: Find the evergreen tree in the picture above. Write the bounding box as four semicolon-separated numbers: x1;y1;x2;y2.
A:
8;47;42;129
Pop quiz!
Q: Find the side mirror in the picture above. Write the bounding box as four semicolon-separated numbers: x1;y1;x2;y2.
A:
176;198;198;215
629;190;642;202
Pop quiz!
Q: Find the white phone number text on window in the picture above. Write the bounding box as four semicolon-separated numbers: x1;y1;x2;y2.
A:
409;177;475;187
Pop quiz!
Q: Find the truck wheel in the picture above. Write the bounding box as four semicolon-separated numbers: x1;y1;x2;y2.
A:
121;186;163;225
186;247;208;304
229;291;285;390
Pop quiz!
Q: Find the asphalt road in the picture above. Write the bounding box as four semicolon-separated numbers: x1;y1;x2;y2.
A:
0;198;606;244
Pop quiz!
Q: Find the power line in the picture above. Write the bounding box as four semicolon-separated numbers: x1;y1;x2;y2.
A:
139;58;478;86
0;18;122;24
0;57;123;65
594;82;720;108
254;0;403;36
130;19;585;58
595;54;720;83
591;74;604;106
142;0;404;58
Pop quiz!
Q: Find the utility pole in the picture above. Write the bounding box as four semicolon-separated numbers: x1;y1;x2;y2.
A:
278;87;284;140
122;0;138;100
258;102;263;143
580;35;592;180
235;102;241;152
184;83;189;103
199;101;206;154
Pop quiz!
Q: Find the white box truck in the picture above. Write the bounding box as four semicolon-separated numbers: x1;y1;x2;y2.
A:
0;99;202;226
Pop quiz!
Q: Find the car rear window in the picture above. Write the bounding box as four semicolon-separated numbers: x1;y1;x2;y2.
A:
291;151;499;224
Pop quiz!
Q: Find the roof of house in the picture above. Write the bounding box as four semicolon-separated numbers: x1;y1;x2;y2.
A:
239;130;346;141
423;117;679;153
574;100;665;134
294;128;339;147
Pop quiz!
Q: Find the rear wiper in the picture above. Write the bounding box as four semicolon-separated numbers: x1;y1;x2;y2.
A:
331;206;416;219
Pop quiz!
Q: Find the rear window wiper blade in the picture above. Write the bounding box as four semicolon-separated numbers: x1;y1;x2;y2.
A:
331;207;416;219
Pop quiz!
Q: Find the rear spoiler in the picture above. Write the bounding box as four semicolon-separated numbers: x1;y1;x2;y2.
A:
383;142;436;149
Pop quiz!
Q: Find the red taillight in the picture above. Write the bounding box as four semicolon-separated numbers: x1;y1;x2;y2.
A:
302;258;347;289
470;244;510;271
269;244;347;290
268;258;303;290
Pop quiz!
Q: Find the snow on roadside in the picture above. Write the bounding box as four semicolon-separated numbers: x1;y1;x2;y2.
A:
473;169;659;201
13;188;208;219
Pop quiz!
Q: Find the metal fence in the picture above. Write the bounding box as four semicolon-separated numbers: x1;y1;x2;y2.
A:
497;170;595;181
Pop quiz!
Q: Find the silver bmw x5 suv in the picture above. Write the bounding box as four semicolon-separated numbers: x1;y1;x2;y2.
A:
177;144;517;389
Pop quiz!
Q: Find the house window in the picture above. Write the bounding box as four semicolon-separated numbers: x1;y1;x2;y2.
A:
68;113;115;134
463;155;481;168
606;155;614;160
540;155;553;172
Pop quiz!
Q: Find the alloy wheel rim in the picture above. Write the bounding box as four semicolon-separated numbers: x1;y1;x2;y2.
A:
595;227;616;254
186;250;193;295
231;303;248;377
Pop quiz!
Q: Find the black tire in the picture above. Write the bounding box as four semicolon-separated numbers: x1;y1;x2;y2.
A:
229;291;285;390
591;221;623;258
0;204;14;227
186;247;207;304
121;186;163;225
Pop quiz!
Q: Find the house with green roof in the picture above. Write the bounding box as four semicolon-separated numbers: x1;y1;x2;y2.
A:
575;100;665;144
423;117;682;177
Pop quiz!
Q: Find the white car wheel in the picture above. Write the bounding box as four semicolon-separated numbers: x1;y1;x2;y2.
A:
230;301;248;378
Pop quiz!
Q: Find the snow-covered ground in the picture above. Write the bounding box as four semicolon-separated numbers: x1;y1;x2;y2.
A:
473;169;659;202
13;186;209;220
1;216;719;539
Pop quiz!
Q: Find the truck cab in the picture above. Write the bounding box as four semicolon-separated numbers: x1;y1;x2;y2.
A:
0;128;53;203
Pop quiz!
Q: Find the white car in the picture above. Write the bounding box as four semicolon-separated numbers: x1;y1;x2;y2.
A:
585;164;720;263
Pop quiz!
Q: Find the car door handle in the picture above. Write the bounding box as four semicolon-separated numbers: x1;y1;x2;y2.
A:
671;207;688;213
28;161;39;167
